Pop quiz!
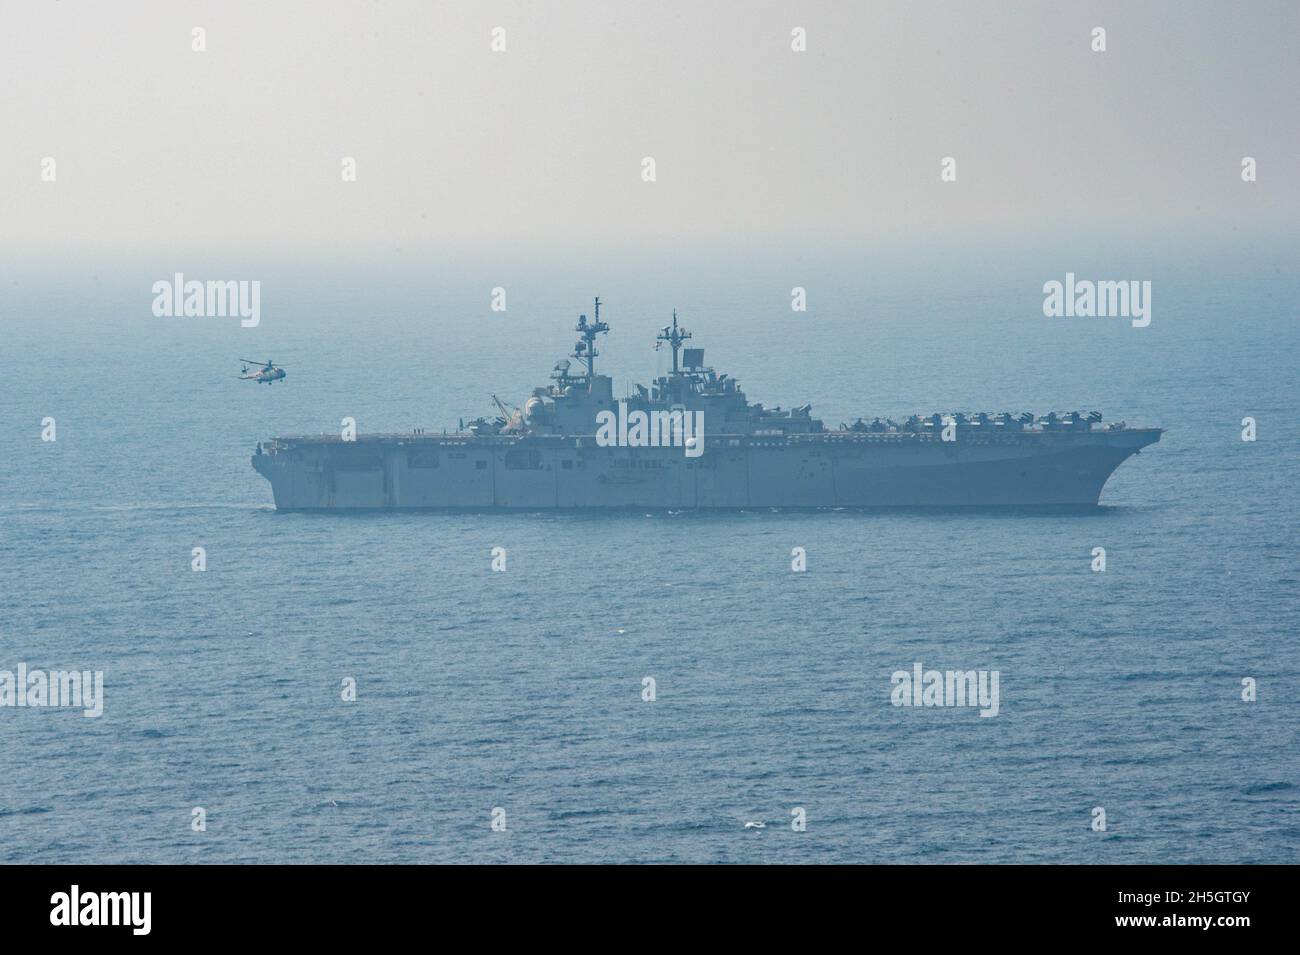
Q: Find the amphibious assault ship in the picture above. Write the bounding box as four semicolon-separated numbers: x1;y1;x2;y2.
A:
251;299;1161;509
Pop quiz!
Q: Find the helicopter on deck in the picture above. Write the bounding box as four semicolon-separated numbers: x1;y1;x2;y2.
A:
239;359;287;384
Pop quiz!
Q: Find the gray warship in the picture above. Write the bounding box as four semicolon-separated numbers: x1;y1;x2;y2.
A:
252;299;1161;509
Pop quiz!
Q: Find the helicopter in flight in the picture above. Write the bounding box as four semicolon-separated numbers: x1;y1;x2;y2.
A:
238;359;287;384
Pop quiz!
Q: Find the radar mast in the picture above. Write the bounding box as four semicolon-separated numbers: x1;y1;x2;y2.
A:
573;296;609;379
656;309;692;375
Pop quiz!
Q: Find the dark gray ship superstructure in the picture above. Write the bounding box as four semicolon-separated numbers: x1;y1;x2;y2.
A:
252;299;1161;509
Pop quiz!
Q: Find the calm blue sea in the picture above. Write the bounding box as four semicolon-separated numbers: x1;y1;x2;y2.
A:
1;240;1297;863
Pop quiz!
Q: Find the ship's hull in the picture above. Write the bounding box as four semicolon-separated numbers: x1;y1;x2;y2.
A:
251;429;1162;509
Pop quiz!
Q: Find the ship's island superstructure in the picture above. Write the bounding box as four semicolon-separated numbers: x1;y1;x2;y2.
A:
252;299;1161;509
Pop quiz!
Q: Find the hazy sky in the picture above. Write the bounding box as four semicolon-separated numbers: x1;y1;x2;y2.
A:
2;0;1295;255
